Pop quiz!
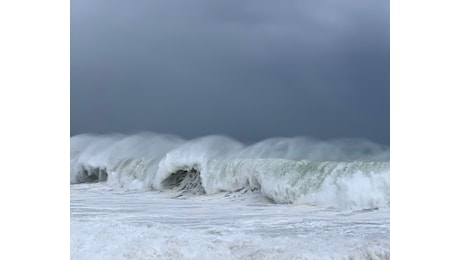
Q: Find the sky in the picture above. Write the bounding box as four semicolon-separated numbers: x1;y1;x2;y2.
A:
70;0;389;144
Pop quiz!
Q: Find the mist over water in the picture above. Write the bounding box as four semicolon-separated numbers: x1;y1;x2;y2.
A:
71;132;389;165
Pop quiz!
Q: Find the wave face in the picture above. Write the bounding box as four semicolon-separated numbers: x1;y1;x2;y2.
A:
70;133;389;210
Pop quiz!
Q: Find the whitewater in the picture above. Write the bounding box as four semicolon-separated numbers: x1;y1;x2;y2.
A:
70;133;390;259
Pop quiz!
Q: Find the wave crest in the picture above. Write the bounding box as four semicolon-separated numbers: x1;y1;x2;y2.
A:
70;133;389;210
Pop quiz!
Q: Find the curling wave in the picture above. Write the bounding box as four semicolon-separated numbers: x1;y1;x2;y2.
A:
70;133;389;210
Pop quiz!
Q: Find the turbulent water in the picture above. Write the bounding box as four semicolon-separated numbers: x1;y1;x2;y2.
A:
70;133;390;259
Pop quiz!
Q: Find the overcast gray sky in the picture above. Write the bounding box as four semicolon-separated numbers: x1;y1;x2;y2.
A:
71;0;389;144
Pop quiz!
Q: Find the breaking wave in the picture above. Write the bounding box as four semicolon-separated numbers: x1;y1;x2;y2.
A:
70;133;389;210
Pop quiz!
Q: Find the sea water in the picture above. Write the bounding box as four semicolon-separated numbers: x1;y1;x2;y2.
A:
70;133;390;259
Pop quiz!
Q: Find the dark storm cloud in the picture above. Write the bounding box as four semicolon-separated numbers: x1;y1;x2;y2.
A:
71;0;389;144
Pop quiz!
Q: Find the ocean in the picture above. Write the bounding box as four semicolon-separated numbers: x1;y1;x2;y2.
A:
70;133;390;259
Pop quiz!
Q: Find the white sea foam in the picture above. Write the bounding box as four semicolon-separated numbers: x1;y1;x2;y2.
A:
71;219;389;260
70;183;390;260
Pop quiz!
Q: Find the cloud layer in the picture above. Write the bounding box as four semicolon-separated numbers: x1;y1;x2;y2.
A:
71;0;389;144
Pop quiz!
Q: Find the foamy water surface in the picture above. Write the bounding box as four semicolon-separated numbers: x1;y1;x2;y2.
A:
71;183;389;260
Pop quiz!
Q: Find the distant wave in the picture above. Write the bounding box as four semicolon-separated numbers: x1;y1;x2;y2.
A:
70;133;389;210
